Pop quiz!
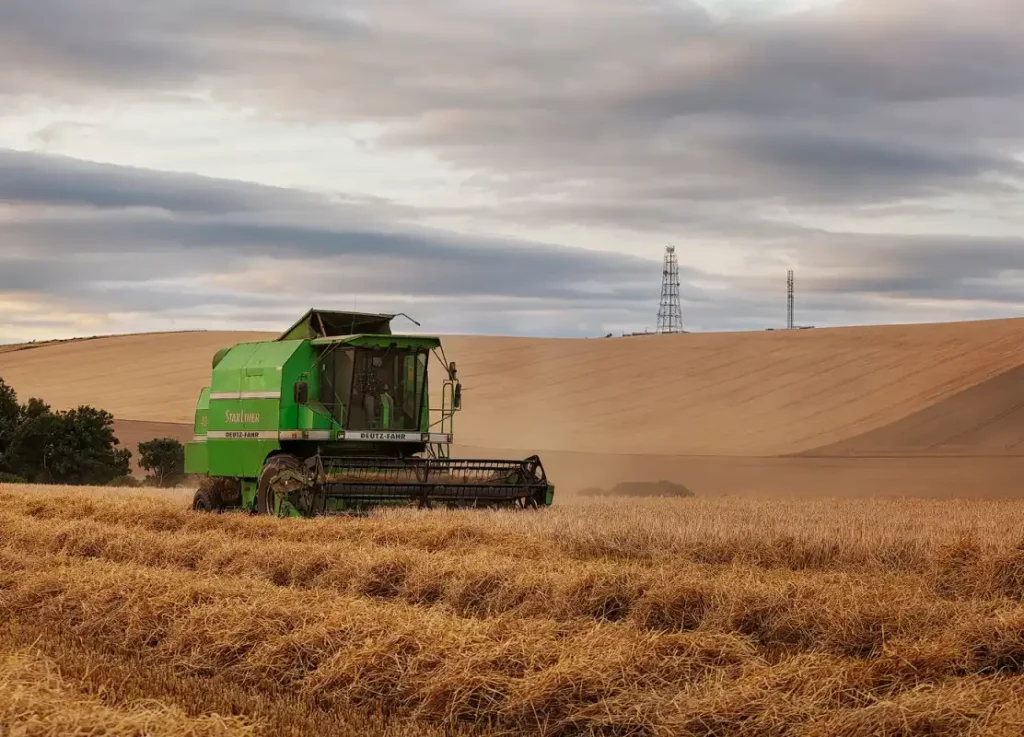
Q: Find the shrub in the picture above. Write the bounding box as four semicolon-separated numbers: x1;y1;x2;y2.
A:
106;475;142;488
580;480;695;498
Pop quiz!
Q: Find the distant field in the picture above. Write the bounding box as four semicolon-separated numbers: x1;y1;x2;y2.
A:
5;483;1024;736
5;318;1024;457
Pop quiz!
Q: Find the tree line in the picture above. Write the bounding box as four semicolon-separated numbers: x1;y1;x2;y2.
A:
0;377;185;487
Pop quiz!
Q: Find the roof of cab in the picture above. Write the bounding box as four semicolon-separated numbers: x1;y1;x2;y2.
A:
277;309;396;341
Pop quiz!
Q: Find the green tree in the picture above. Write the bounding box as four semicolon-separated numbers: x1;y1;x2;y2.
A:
0;378;20;469
138;438;186;487
6;404;131;485
5;408;65;483
61;406;133;484
22;397;51;420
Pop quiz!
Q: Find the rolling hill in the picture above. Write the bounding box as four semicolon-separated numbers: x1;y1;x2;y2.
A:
5;318;1024;498
3;318;1024;458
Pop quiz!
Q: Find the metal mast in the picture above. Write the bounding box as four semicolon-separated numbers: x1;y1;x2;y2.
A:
787;270;795;330
656;245;683;334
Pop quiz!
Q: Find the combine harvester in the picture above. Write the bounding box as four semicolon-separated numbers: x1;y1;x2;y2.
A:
185;309;554;516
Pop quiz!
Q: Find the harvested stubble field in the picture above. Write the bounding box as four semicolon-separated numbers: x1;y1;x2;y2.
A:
6;484;1024;736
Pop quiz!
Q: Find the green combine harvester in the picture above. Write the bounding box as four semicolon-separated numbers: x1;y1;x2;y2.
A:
185;309;554;516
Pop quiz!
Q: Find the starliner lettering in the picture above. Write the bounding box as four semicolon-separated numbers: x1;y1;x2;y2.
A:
225;410;260;424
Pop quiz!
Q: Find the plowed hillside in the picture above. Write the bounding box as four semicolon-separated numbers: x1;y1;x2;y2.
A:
3;318;1024;457
806;363;1024;457
443;320;1024;455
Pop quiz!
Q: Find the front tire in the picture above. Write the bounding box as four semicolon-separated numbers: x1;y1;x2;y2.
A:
256;454;305;517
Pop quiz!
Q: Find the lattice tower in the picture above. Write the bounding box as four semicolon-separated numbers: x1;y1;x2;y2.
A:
787;269;795;330
656;245;683;333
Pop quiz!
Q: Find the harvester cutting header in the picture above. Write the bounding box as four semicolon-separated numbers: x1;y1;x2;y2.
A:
185;309;554;516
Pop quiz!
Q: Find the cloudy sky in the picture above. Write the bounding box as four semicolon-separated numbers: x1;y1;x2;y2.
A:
1;0;1023;342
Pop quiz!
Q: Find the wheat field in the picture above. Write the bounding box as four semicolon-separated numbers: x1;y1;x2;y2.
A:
5;484;1024;735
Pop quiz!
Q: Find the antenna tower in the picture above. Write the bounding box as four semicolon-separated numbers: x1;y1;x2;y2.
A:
787;270;795;330
657;245;683;334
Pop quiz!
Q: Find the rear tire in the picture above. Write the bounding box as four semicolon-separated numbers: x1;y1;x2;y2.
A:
192;487;220;512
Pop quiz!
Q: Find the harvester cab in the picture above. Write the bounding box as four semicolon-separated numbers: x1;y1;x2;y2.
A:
186;309;553;517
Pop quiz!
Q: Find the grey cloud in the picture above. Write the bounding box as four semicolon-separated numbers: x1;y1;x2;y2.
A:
0;150;667;336
1;211;662;302
0;148;663;295
0;0;367;97
5;148;1023;338
8;151;1024;341
343;0;1024;209
713;1;1023;107
801;235;1024;276
721;233;1024;312
5;0;1024;215
5;0;1024;337
0;148;332;214
723;128;1024;201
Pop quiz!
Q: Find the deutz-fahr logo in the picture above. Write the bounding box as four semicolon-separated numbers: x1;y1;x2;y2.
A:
358;431;410;441
225;410;260;424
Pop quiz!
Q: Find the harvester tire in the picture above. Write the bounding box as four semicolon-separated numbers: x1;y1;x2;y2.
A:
257;454;305;516
192;487;221;513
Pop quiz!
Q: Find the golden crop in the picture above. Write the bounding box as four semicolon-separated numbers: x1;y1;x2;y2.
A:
4;483;1024;736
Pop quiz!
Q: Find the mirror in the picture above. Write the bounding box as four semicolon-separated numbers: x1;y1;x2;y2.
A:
453;382;462;410
294;381;309;405
448;361;458;380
